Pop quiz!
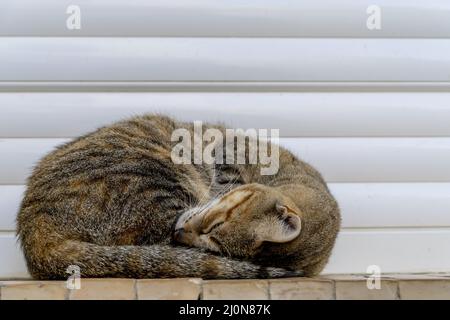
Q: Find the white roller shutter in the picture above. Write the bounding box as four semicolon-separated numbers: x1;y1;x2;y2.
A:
0;0;449;278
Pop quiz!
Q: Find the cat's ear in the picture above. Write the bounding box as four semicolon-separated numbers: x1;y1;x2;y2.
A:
260;202;302;243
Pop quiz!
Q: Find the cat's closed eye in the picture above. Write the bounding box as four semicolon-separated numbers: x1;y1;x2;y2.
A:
201;221;224;234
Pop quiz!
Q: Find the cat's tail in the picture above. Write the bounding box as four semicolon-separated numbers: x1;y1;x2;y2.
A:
20;236;301;280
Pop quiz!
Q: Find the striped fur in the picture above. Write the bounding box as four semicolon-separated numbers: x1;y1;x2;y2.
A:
17;114;340;279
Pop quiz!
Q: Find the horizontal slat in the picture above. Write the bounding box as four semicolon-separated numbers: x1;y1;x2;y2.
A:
0;186;23;230
333;184;450;229
1;38;450;81
1;0;450;37
2;228;450;279
322;228;450;274
2;184;450;231
3;82;450;93
0;233;28;279
3;92;450;138
2;138;450;184
282;138;450;183
0;138;69;185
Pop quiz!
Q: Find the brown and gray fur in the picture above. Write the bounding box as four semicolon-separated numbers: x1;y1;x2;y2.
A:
17;114;340;279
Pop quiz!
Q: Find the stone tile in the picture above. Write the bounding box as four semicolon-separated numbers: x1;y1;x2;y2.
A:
69;279;136;300
0;281;35;287
1;275;448;300
383;273;447;280
137;278;201;300
1;281;67;300
269;278;334;300
336;280;398;300
399;279;450;300
425;273;450;279
320;274;367;281
203;280;269;300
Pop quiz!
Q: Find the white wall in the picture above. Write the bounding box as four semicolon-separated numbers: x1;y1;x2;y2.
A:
0;0;450;278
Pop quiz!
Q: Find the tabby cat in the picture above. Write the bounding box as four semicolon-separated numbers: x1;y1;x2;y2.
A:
17;114;340;279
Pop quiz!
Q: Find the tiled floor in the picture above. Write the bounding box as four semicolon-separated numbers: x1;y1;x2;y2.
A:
1;274;449;300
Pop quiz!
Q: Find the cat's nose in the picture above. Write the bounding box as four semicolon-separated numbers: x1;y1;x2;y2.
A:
172;228;185;242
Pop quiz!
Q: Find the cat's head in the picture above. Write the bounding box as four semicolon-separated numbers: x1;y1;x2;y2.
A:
173;183;339;270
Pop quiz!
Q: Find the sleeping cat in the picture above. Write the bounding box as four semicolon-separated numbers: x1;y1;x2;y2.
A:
17;114;340;279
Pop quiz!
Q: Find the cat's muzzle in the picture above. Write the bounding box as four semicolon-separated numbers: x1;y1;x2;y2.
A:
172;228;185;243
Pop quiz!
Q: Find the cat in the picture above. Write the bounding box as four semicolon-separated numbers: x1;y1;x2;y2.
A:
17;114;340;279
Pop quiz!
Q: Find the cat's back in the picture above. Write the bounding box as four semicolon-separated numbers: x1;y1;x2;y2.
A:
17;114;208;244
